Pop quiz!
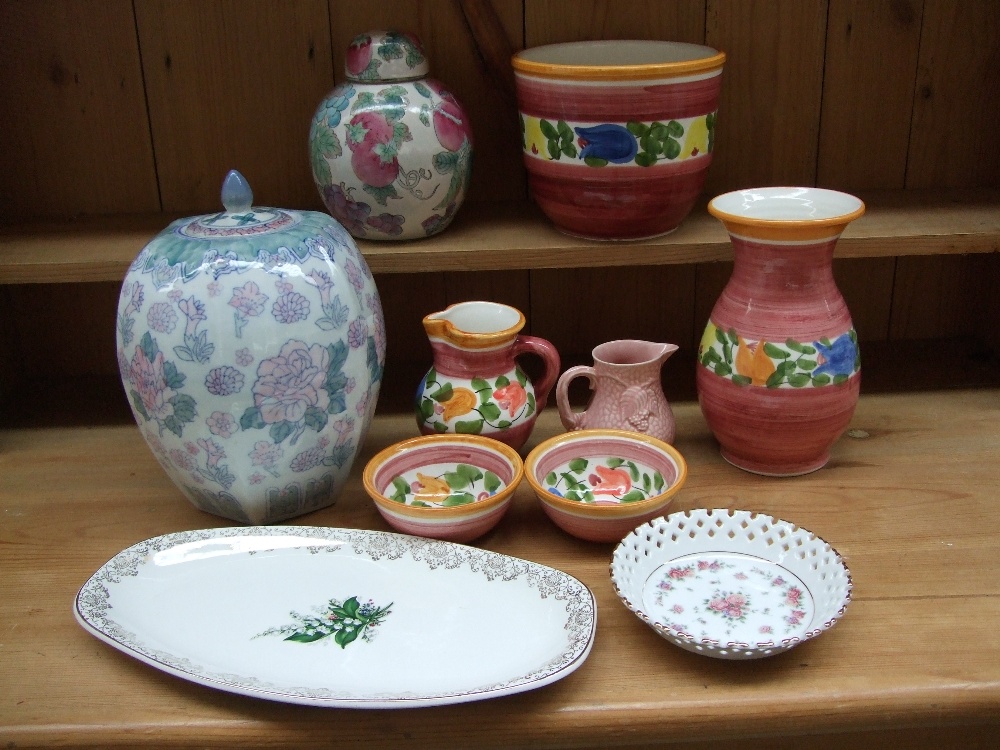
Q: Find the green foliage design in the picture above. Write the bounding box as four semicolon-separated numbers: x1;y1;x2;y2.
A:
539;119;578;161
255;596;392;649
627;120;684;167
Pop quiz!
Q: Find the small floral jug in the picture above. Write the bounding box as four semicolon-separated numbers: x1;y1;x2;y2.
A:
556;340;678;444
415;301;560;450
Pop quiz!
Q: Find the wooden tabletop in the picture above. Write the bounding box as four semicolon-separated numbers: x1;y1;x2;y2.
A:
2;390;999;748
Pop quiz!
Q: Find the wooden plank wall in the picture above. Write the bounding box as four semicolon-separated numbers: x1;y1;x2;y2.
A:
0;0;998;406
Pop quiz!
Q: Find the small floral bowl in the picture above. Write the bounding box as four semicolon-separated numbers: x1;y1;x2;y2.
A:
524;429;687;542
610;509;853;659
512;40;725;240
362;434;523;543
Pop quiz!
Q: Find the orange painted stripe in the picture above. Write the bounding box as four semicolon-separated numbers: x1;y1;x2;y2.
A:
512;51;726;81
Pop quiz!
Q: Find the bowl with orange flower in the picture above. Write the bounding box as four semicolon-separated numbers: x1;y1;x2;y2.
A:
362;434;524;543
524;429;687;542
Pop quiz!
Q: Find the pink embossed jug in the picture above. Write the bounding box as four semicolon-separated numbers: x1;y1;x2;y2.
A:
556;340;678;444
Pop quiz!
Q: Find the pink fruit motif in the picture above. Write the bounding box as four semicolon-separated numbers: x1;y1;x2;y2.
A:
428;83;471;152
346;36;373;78
347;112;399;188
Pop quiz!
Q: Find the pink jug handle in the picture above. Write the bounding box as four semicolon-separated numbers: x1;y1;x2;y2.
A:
512;335;560;412
555;365;595;431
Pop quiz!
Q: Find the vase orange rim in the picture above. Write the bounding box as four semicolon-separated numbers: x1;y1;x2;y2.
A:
708;194;866;228
512;48;726;81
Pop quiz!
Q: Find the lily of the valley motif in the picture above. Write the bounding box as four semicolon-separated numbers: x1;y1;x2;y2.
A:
698;321;859;388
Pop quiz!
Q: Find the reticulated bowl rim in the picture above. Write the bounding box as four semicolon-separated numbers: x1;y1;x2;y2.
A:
610;508;853;659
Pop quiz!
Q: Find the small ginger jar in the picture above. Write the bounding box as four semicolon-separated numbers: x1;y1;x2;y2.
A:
115;170;386;524
310;30;474;241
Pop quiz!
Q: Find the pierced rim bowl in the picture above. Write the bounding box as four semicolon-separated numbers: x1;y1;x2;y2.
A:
610;508;852;659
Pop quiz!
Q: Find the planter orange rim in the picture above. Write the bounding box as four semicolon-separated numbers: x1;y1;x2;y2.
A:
524;429;687;518
512;42;725;81
363;434;524;518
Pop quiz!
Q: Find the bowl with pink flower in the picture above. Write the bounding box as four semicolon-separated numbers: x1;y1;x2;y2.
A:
524;429;687;542
610;508;853;659
363;434;523;543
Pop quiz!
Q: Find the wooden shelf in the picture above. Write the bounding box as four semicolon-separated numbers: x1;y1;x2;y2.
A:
1;189;997;284
2;391;1000;748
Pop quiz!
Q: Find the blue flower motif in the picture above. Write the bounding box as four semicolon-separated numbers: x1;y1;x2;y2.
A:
574;124;638;164
547;486;563;497
814;334;858;377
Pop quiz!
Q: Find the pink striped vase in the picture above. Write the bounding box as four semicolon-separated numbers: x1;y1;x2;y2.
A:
696;188;866;476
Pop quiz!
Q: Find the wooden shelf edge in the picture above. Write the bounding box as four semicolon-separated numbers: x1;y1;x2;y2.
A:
1;189;997;284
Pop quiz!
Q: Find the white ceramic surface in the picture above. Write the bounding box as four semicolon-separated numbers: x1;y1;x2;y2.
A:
116;171;385;524
610;509;852;659
310;30;473;240
75;527;596;707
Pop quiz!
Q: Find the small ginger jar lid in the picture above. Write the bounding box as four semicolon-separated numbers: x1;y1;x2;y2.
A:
344;30;430;82
137;170;356;288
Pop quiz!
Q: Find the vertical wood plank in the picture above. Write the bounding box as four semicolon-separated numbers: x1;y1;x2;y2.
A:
524;0;706;46
329;0;525;205
444;271;531;319
817;0;923;191
531;266;697;363
906;0;1000;189
4;283;120;377
834;257;895;342
136;0;334;213
888;255;979;340
0;0;159;219
893;0;1000;341
373;272;447;413
704;0;828;194
971;254;1000;358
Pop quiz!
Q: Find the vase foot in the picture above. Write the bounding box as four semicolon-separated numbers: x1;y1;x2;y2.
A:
719;449;829;477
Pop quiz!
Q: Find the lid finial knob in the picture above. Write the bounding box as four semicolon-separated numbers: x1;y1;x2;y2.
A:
221;170;253;213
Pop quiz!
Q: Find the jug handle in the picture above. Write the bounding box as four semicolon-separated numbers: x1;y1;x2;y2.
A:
555;365;595;431
512;335;560;412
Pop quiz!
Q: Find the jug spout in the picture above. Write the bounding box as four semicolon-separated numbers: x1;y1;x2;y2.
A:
423;301;526;349
592;339;678;368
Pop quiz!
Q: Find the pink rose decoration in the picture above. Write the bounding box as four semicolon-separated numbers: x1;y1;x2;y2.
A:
252;340;330;424
129;345;176;422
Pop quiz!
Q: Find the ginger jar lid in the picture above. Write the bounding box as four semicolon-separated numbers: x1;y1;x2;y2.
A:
137;170;357;287
344;30;430;82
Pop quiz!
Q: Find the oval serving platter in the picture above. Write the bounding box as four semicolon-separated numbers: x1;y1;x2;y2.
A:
75;526;596;708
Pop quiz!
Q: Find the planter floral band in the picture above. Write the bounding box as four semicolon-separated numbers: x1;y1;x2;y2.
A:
520;112;716;167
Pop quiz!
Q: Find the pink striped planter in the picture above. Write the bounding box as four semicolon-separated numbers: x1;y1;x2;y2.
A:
512;40;725;240
696;188;866;476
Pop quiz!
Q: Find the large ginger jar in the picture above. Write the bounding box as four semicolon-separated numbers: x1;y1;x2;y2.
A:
310;30;474;241
115;171;386;523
